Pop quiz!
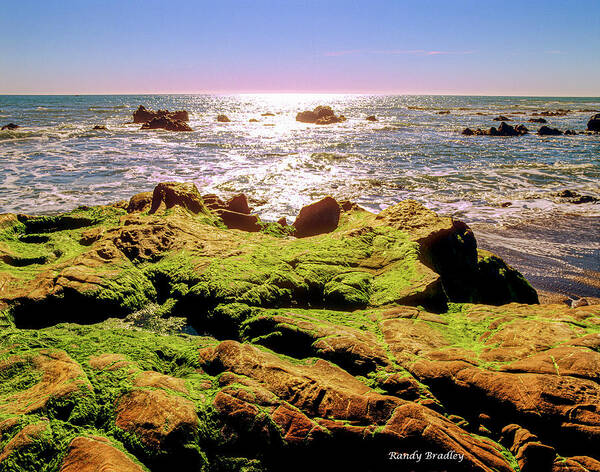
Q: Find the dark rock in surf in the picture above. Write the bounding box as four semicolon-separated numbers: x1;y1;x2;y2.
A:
537;126;562;136
141;116;192;132
217;115;231;123
93;125;107;130
296;106;345;125
1;123;19;130
133;105;189;124
493;116;511;121
587;114;600;132
552;189;598;204
528;118;547;124
366;115;378;121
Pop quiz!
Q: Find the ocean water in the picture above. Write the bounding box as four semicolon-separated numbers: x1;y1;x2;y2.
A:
1;94;598;221
1;94;599;297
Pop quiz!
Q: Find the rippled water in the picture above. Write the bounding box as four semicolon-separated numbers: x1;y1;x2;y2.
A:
0;94;599;225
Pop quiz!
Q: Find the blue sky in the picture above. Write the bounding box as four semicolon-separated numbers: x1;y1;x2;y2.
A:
0;0;598;95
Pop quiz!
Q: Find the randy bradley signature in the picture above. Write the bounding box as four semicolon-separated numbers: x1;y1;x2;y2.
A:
388;450;465;463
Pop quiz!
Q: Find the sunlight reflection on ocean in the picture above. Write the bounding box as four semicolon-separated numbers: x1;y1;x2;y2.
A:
0;94;599;226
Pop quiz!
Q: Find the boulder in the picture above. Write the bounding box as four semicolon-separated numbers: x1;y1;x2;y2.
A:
528;118;547;123
249;118;259;122
225;194;251;214
217;114;230;122
216;209;261;232
365;115;378;121
587;114;600;132
1;123;19;130
493;116;511;121
261;112;275;116
564;129;578;135
296;106;345;124
462;127;475;135
92;125;107;130
132;105;189;124
437;110;451;114
292;196;341;237
126;192;153;213
538;126;562;136
462;123;527;136
140;116;192;132
149;182;207;214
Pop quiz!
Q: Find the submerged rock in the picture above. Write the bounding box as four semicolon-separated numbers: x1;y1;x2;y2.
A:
552;189;598;204
133;105;189;124
296;106;346;124
493;115;511;121
528;117;547;123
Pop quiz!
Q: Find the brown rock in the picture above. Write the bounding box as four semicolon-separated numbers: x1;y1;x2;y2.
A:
0;350;91;416
115;389;198;449
493;116;511;121
140;116;192;131
276;217;287;226
126;192;153;213
529;117;547;123
500;424;556;472
366;115;378;121
59;436;145;472
249;118;259;122
201;193;226;210
1;123;19;131
92;125;107;130
133;105;189;124
216;209;261;232
133;371;188;394
292;196;340;237
296;106;345;124
217;114;231;122
149;182;207;215
226;194;251;214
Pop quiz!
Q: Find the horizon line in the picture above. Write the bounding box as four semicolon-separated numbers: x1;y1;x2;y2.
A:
1;92;599;98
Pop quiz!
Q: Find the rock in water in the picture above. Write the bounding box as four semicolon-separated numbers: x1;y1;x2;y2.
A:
92;125;107;130
140;116;192;131
292;196;341;237
528;117;547;123
493;115;511;121
587;113;600;132
1;123;19;130
296;106;346;124
366;115;378;121
538;125;562;136
132;105;189;124
217;114;231;122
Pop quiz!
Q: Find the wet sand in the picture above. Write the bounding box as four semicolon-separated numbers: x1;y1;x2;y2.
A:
471;213;600;304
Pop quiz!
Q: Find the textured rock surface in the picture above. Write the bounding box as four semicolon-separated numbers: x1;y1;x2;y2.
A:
1;183;596;471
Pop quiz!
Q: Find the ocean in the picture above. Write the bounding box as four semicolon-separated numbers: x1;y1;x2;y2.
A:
1;94;599;298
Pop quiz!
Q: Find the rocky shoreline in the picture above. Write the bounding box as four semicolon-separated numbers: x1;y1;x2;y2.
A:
0;183;599;471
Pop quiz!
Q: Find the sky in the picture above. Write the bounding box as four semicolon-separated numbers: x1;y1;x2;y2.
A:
0;0;599;96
